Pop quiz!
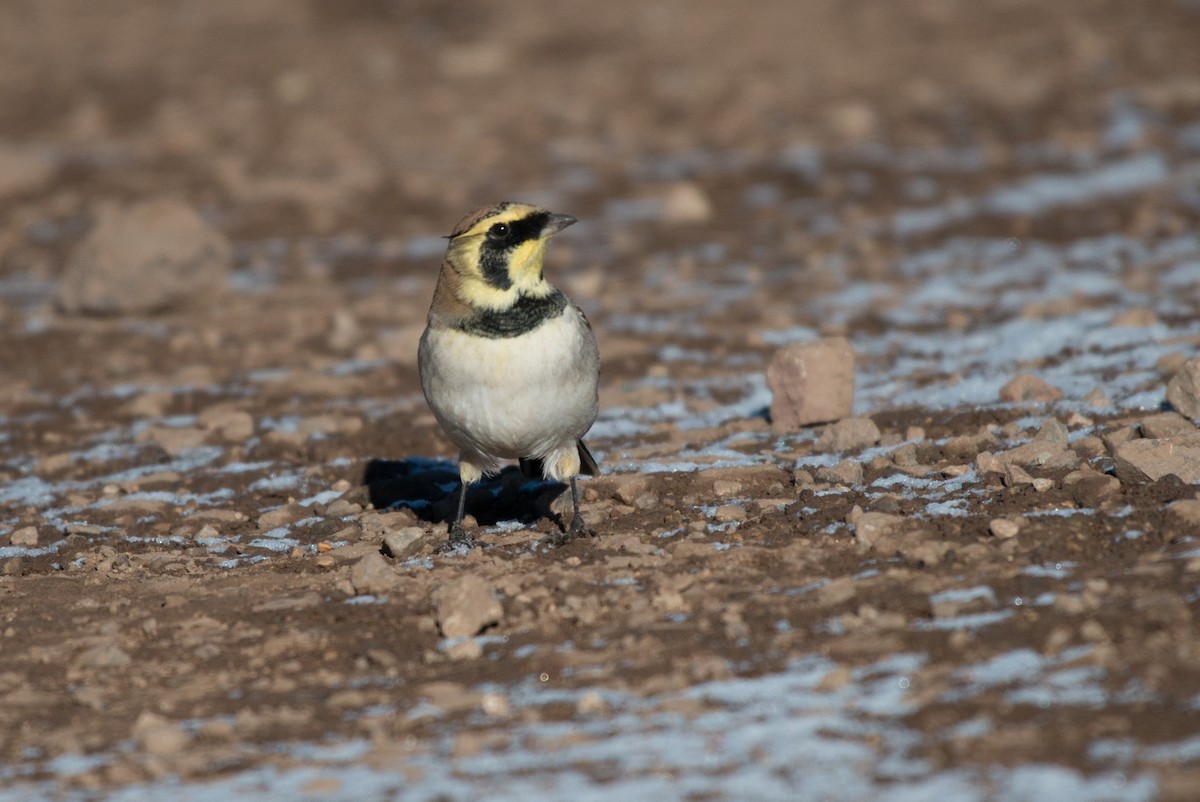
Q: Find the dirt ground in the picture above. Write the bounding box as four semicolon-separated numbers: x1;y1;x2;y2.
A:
2;1;1200;799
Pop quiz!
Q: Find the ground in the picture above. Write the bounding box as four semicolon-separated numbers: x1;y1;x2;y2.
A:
2;1;1200;799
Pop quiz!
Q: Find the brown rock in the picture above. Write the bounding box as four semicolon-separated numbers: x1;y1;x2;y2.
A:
1063;470;1121;507
1166;357;1200;421
349;552;397;596
713;504;747;523
381;527;427;559
816;417;881;451
9;526;39;547
1167;499;1200;526
662;182;713;224
847;506;905;548
257;505;306;531
1113;434;1200;484
609;474;650;506
198;404;255;441
135;425;207;455
1139;411;1196;439
57;198;232;314
359;510;419;540
999;374;1063;403
434;576;503;638
767;337;855;428
132;712;190;756
989;518;1021;539
987;439;1066;469
815;459;864;485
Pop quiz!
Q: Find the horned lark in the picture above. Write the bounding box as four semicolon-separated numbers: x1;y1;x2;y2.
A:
418;202;600;549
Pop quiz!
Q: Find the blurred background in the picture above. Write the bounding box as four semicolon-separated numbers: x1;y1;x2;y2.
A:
4;0;1199;245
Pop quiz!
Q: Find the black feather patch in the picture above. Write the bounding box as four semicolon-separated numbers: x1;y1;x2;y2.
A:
456;290;568;338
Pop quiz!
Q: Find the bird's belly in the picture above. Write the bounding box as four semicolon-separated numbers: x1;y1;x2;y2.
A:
420;315;598;461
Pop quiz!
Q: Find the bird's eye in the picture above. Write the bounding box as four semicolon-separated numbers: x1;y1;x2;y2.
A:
488;222;510;239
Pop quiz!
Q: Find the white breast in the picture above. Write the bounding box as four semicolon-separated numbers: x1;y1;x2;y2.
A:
419;308;599;470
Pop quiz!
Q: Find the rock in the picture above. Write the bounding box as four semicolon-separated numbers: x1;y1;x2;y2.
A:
9;526;38;546
816;417;881;451
989;518;1021;539
132;712;190;756
1166;357;1200;421
1113;433;1200;484
1139;411;1195;439
980;440;1064;471
433;576;503;638
1073;436;1107;459
57;198;232;315
891;443;919;466
766;337;855;428
1102;426;1138;455
257;505;306;531
662;182;713;224
1167;499;1200;526
1003;464;1035;487
713;504;747;523
999;374;1063;403
847;506;905;548
135;425;207;456
198;404;255;441
610;474;650;506
815;459;864;485
358;510;419;539
349;552;397;596
712;479;743;497
1033;419;1070;446
381;527;426;559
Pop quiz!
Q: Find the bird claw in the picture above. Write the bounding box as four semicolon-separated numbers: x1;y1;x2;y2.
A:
544;516;597;546
437;523;476;554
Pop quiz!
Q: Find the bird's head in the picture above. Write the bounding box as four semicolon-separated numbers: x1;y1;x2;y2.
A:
441;202;576;310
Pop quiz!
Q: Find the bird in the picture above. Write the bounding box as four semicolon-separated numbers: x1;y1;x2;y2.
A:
418;201;600;549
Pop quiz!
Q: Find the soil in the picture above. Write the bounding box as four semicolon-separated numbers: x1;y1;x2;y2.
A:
2;1;1200;799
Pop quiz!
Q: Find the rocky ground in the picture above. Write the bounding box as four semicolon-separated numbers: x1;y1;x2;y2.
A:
2;1;1200;799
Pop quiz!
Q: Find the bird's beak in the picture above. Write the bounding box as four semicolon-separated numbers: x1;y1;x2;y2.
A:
540;213;577;238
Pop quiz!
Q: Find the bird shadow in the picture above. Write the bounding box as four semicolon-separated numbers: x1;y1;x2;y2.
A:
361;457;565;527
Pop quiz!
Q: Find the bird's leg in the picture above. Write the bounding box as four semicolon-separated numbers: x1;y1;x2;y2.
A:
441;481;475;551
569;476;585;535
553;475;595;544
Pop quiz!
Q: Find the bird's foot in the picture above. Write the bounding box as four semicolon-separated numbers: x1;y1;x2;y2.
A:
436;523;476;554
545;515;597;546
